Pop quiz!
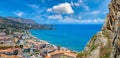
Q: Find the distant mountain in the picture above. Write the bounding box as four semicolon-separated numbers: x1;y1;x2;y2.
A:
0;16;52;30
7;17;38;25
0;16;33;30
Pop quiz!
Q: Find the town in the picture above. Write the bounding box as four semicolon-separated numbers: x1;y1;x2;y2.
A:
0;29;77;58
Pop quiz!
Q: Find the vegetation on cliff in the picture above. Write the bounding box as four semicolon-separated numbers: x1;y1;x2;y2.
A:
77;0;120;58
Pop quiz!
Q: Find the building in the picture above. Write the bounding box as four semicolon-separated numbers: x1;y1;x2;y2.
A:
45;50;77;58
0;36;14;45
0;48;19;55
0;32;6;36
0;54;20;58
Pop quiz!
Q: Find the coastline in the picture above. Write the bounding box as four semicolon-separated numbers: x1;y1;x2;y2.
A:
29;24;102;52
27;30;77;53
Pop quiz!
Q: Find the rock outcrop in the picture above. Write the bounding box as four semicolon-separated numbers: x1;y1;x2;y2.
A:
77;0;120;58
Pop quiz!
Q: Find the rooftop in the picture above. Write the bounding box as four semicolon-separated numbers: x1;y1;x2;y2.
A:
45;50;77;58
0;48;19;53
0;54;20;58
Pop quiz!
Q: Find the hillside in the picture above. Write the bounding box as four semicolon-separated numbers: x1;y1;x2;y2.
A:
7;17;37;25
0;16;30;29
0;16;50;30
77;0;120;58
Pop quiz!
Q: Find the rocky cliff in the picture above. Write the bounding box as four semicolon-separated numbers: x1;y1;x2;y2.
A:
77;0;120;58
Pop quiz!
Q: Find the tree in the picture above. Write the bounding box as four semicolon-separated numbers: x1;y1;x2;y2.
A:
20;45;23;49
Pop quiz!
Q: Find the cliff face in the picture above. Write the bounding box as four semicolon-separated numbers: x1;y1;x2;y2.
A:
77;0;120;58
104;0;120;58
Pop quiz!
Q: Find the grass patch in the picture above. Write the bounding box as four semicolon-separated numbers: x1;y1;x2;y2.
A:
100;45;112;58
102;30;111;37
77;52;87;58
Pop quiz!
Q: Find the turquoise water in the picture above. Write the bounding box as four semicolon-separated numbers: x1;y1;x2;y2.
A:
29;24;102;52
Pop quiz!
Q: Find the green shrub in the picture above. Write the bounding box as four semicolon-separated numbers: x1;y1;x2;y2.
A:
77;52;87;58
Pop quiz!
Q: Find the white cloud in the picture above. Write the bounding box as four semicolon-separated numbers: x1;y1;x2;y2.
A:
103;11;107;14
83;5;90;11
78;0;83;4
72;0;83;6
78;16;82;19
91;10;100;15
74;3;80;6
70;0;90;11
46;14;104;24
59;16;104;24
92;18;104;23
28;4;39;9
84;10;106;15
79;18;104;24
48;15;63;19
59;16;80;23
70;1;74;6
47;3;74;14
14;11;24;17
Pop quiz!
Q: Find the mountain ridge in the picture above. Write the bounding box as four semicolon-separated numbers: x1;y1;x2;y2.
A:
7;17;38;25
77;0;120;58
0;16;50;30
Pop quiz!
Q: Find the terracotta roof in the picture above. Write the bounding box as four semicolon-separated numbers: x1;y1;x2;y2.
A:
64;52;77;58
0;48;18;53
45;50;77;58
27;40;41;45
0;54;20;58
49;50;64;55
0;36;9;40
45;56;51;58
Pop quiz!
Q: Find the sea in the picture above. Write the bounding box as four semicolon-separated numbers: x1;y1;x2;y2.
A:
29;24;103;52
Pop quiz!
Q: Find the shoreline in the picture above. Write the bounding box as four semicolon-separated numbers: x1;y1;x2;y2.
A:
27;30;77;53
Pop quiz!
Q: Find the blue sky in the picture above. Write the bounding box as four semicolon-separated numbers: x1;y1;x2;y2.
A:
0;0;111;24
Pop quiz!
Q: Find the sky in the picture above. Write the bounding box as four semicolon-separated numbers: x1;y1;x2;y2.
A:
0;0;111;24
